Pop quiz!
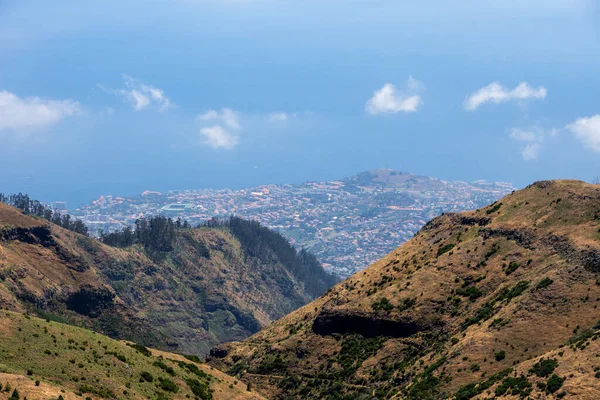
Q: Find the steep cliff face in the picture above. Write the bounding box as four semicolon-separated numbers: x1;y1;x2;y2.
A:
0;202;335;355
209;180;600;399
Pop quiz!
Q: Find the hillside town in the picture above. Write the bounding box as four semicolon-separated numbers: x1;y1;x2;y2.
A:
72;170;514;277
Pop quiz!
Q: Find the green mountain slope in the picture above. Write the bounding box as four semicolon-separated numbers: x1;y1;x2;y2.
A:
0;202;336;356
0;310;264;400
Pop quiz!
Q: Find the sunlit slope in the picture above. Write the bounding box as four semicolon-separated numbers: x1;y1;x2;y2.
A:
0;310;265;400
210;180;600;399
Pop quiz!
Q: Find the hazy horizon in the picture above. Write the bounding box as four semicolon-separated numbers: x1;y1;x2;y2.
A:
2;1;599;206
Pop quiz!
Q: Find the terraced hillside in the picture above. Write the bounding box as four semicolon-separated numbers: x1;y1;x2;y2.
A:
209;180;600;399
0;310;264;400
0;202;336;355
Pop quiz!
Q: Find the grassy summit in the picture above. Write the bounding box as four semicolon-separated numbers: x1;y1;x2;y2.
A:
209;180;600;399
0;310;264;400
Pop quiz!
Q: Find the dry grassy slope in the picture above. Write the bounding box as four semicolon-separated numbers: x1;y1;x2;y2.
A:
210;180;600;399
0;310;264;400
0;202;313;355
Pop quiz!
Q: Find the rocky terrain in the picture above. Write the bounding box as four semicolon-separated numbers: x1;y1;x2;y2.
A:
209;180;600;399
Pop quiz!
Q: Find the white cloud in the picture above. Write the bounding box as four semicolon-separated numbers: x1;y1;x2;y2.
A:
268;112;289;122
0;90;81;131
464;82;547;111
198;108;241;149
566;115;600;152
101;75;173;112
522;143;542;160
508;127;540;142
200;125;239;150
199;107;240;130
507;125;556;161
365;77;424;115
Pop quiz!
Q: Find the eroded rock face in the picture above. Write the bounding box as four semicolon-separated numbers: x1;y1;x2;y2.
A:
312;309;429;338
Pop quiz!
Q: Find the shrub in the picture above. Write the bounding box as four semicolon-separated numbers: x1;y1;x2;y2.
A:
371;297;394;312
184;354;201;363
185;378;213;400
158;377;179;393
546;374;564;394
530;358;558;378
456;286;484;301
495;350;506;361
140;371;154;382
486;202;503;215
494;375;531;397
536;277;554;290
437;243;455;257
153;360;176;376
505;261;519;275
127;342;151;357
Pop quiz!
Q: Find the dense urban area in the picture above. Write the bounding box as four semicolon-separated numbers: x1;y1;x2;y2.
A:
69;169;514;277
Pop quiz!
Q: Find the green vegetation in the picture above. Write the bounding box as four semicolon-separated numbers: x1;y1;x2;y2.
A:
505;261;520;275
371;297;394;312
454;368;512;400
530;358;558;377
535;277;554;290
437;243;455;257
0;311;218;400
486;202;503;215
495;350;506;361
456;285;484;301
494;375;532;397
0;192;88;235
546;374;565;394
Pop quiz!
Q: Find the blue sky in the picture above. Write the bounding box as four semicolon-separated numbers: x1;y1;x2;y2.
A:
1;0;599;205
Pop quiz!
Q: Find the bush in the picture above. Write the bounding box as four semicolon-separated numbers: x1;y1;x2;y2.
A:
127;342;151;357
371;297;394;312
456;286;484;301
486;202;503;215
158;377;179;393
153;360;176;376
495;350;506;361
185;378;213;400
536;277;553;290
437;243;455;257
505;261;519;275
546;374;564;394
530;358;558;377
140;371;154;382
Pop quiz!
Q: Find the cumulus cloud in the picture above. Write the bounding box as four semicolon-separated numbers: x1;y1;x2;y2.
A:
100;75;173;112
365;77;424;115
464;82;547;111
0;90;81;131
200;125;239;150
198;108;241;149
566;115;600;152
507;125;556;161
